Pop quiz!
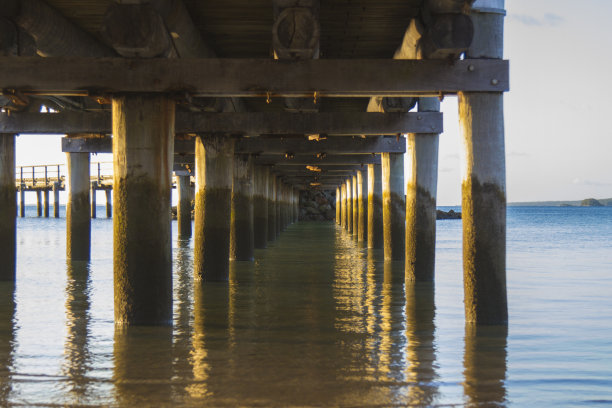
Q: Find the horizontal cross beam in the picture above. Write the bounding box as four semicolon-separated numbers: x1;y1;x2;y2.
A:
0;57;509;97
61;137;401;155
0;111;440;135
236;136;405;154
256;154;379;166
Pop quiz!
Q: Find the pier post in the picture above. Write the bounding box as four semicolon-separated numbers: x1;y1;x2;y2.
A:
53;182;60;218
276;179;282;236
194;135;234;281
90;182;97;219
253;166;269;249
341;182;346;229
105;189;112;218
43;189;49;218
406;98;440;282
336;187;341;224
357;169;368;242
0;134;16;281
66;151;90;261
382;151;405;261
277;183;284;232
268;174;277;242
19;186;25;218
112;95;174;325
177;175;192;239
352;174;358;237
346;178;353;234
293;188;299;223
367;163;383;249
460;0;507;325
36;190;42;217
230;154;254;261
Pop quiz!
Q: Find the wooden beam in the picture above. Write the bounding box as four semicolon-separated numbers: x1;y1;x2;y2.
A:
61;137;195;154
2;111;441;135
0;57;509;97
236;136;405;154
60;136;403;155
255;154;379;166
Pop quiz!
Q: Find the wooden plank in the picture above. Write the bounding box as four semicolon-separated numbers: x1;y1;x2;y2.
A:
236;136;405;154
61;136;402;155
256;154;380;165
2;111;441;135
61;137;195;154
0;57;509;97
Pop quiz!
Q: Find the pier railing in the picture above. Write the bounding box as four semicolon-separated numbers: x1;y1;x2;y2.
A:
15;162;113;191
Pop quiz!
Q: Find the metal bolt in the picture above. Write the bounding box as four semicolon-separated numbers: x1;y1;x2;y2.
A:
417;115;422;120
491;79;499;85
468;64;475;72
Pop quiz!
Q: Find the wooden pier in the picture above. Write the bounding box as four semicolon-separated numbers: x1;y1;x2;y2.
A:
0;0;508;326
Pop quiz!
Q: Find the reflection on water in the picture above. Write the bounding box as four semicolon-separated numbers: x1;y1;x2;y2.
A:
62;261;93;402
113;325;173;405
463;325;508;406
0;283;16;405
405;282;438;406
6;220;513;406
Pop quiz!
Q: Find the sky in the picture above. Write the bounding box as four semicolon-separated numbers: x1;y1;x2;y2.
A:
13;0;612;206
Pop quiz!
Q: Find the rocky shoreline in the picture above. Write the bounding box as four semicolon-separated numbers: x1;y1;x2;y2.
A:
299;190;336;221
436;209;461;220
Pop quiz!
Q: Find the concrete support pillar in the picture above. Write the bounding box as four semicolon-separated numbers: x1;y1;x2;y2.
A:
194;135;234;282
289;187;294;225
275;179;281;236
53;182;60;218
406;98;440;282
267;174;277;242
293;188;299;223
382;151;405;261
36;190;42;217
278;183;284;232
253;166;268;249
336;187;341;224
105;189;112;218
352;174;358;237
357;169;368;242
90;182;97;219
340;183;346;228
19;186;25;218
43;189;49;218
112;95;174;325
66;152;90;261
346;178;353;234
230;155;254;261
177;175;192;239
368;163;383;249
0;134;16;281
460;2;507;325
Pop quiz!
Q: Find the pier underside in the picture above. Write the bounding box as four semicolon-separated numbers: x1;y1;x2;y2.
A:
0;0;508;326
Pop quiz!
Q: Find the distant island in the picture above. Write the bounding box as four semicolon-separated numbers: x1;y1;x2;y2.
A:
509;198;612;207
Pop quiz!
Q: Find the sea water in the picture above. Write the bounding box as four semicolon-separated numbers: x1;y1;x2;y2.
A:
1;206;611;406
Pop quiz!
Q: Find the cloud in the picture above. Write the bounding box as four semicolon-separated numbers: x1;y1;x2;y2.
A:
572;178;612;187
510;13;565;27
543;13;565;26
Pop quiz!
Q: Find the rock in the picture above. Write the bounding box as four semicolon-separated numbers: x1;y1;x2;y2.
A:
318;204;332;212
298;189;336;221
436;209;461;220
